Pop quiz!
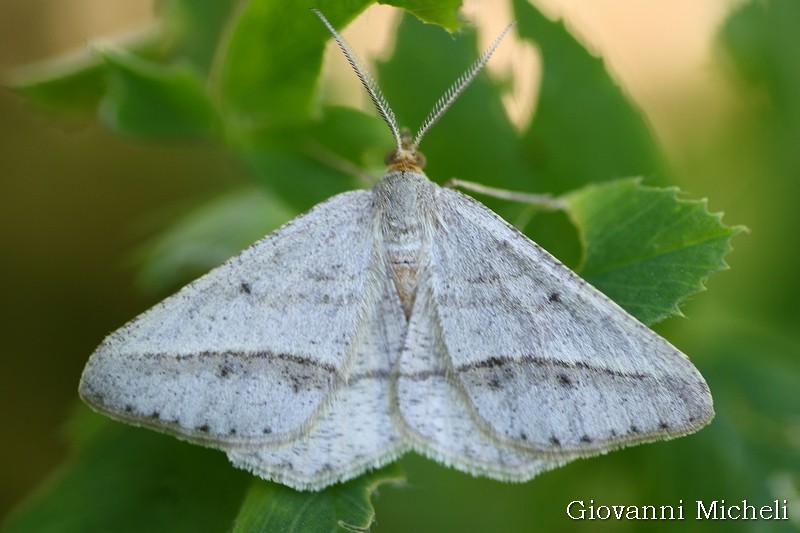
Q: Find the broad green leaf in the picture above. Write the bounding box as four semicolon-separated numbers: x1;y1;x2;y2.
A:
99;48;221;139
382;0;463;32
2;410;250;533
720;0;800;169
513;0;668;193
7;29;162;118
716;0;800;331
564;178;744;325
8;1;236;118
661;317;800;532
8;54;108;119
232;465;405;533
155;0;240;75
304;106;395;173
133;187;296;293
720;0;800;105
707;345;800;485
237;106;387;211
217;1;372;135
217;1;463;136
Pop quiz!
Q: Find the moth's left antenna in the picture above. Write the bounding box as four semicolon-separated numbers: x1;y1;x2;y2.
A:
313;9;402;152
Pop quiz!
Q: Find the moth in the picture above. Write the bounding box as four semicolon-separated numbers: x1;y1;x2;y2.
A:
80;10;713;491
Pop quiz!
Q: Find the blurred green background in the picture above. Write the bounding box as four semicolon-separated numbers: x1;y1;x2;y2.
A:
1;0;798;531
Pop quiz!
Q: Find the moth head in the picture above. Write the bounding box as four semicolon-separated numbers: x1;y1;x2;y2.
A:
313;9;513;172
384;128;427;171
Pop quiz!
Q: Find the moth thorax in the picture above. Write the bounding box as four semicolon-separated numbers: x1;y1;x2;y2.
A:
379;172;429;319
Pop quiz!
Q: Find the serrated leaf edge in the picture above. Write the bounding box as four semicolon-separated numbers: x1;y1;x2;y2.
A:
563;177;746;324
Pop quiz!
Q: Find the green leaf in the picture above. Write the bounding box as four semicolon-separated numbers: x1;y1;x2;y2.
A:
236;106;387;212
7;1;237;120
132;187;296;293
8;54;108;119
564;178;745;325
2;407;404;533
720;0;800;167
706;341;800;487
513;0;668;193
217;1;372;135
720;0;800;100
2;410;250;533
381;0;463;32
7;29;162;118
232;465;404;533
217;1;463;137
99;47;221;139
155;0;240;75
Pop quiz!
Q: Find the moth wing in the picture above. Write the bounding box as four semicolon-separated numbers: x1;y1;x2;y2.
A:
395;274;566;481
228;258;410;490
80;190;380;446
426;187;713;457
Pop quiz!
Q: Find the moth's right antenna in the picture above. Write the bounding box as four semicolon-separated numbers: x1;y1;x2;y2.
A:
413;21;515;152
313;9;402;153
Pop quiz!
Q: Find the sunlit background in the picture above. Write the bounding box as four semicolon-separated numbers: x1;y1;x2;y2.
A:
2;0;798;530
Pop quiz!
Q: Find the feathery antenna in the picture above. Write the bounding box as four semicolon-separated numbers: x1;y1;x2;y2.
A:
312;9;402;152
314;9;513;158
413;21;515;152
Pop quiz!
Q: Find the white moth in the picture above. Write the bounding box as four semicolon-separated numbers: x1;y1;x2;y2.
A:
79;10;713;491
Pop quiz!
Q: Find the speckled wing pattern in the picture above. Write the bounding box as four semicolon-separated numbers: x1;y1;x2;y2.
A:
80;177;714;491
79;191;405;471
394;186;713;477
227;241;410;489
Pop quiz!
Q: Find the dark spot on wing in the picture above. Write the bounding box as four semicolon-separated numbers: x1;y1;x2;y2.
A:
519;432;528;441
659;421;669;429
240;282;252;294
275;460;295;471
150;410;160;419
580;435;593;443
548;292;561;303
630;425;639;433
197;424;210;433
229;428;237;435
218;363;233;378
550;436;561;446
124;404;133;413
262;427;272;435
487;376;501;390
306;269;336;282
557;374;573;388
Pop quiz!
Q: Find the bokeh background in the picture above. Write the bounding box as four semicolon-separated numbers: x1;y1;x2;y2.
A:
1;0;798;531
